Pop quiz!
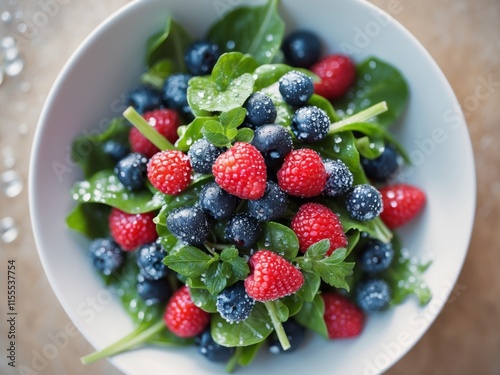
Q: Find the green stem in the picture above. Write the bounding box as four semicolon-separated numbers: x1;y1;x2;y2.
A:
264;301;290;351
123;106;176;151
81;320;165;365
372;218;393;244
225;346;243;373
329;101;388;133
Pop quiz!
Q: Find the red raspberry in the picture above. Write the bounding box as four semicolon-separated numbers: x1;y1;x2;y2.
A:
212;142;267;200
311;54;356;100
108;208;157;251
147;150;192;195
379;184;426;229
277;148;326;197
164;286;210;338
244;250;304;302
291;203;347;256
129;109;180;158
322;293;364;339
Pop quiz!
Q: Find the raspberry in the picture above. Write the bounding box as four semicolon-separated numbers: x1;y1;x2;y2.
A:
129;109;180;158
322;293;364;339
379;184;426;228
108;208;158;251
212;142;267;200
244;250;304;302
277;148;326;197
164;286;210;338
147;150;192;195
291;203;347;256
311;54;356;100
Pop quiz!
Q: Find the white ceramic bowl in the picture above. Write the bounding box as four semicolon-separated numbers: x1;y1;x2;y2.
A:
29;0;475;374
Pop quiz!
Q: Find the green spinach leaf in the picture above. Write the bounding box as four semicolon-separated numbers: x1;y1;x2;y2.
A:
66;203;111;239
335;57;409;128
146;17;193;69
253;64;317;91
208;0;285;65
258;221;300;261
70;170;163;214
294;294;328;339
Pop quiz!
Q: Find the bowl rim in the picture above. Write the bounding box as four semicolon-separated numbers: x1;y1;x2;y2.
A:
28;0;476;374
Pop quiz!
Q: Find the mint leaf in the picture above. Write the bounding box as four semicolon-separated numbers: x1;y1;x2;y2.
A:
188;53;256;113
203;132;231;148
208;0;285;65
162;246;215;277
70;170;163;214
219;107;247;129
298;244;355;291
235;128;254;143
146;17;193;69
204;120;225;134
220;246;239;261
205;262;229;295
212;53;258;90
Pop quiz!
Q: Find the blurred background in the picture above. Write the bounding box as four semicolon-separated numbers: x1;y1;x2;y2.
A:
0;0;498;374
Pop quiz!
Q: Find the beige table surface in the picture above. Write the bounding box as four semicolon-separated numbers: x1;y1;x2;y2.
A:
0;0;499;374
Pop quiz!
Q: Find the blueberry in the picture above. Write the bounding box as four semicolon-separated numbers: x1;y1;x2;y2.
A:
216;282;255;323
251;124;293;169
195;328;235;362
248;181;288;222
279;70;314;107
345;184;383;221
184;41;221;76
137;273;171;306
355;279;391;312
137;242;168;280
323;159;354;196
291;106;330;143
361;144;400;182
199;182;239;220
268;319;306;354
88;238;125;275
188;138;225;174
163;73;192;116
225;213;262;249
282;30;321;68
167;206;211;245
114;152;148;191
358;240;394;273
126;84;162;114
103;140;130;162
243;92;277;128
